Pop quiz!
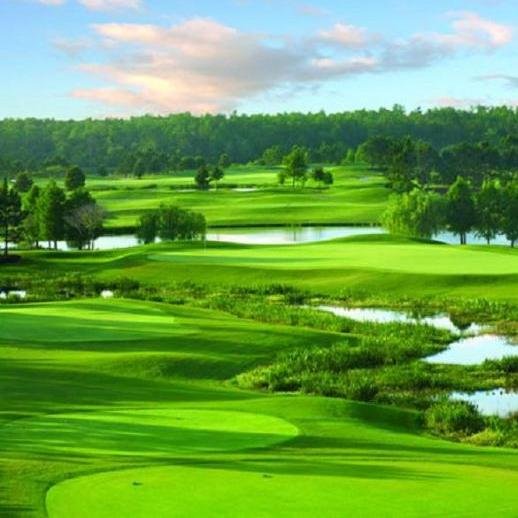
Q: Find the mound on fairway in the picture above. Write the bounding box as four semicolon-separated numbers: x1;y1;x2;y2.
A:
3;408;298;457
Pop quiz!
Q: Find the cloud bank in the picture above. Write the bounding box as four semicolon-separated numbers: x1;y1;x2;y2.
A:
65;11;513;114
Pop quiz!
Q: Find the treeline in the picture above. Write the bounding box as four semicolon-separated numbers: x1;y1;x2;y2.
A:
357;135;518;191
0;169;104;257
383;177;518;246
1;106;517;174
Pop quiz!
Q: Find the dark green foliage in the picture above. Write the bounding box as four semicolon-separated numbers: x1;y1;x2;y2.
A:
195;165;211;190
64;166;86;191
446;177;477;245
64;189;104;249
425;400;484;436
36;181;66;248
218;153;231;169
137;206;206;243
0;178;23;256
14;172;33;193
502;181;518;247
311;167;333;188
475;180;504;244
210;166;225;188
283;146;309;188
137;212;158;244
383;189;446;239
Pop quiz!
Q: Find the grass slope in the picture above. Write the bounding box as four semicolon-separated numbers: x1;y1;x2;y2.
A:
1;299;518;517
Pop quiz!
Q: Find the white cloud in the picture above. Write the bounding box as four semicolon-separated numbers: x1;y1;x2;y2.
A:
318;23;374;49
78;0;142;10
37;0;67;5
69;12;513;115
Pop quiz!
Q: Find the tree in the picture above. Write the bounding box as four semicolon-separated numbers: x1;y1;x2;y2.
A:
210;166;225;189
311;167;333;188
261;146;283;166
65;166;86;191
475;180;503;245
156;206;206;242
195;165;211;190
283;146;308;188
0;178;23;257
65;204;105;250
37;181;66;249
446;177;477;245
64;189;103;249
356;136;396;169
14;172;33;193
502;181;518;247
22;184;41;248
382;189;446;239
137;212;158;245
218;153;231;169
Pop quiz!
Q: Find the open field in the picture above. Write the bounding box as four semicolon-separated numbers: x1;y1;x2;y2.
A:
2;299;518;517
46;165;389;230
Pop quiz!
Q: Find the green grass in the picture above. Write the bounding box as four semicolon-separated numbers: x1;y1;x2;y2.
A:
2;298;518;517
67;165;389;230
6;234;517;301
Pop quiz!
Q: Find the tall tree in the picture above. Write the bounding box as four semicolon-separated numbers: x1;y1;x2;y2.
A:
37;181;66;249
446;177;477;245
22;184;41;248
137;212;159;245
283;146;308;188
210;166;225;190
65;166;86;191
502;181;518;247
14;172;33;193
195;165;211;190
475;180;503;245
0;178;23;257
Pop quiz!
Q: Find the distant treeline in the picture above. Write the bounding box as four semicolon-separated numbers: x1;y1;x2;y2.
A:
1;106;518;174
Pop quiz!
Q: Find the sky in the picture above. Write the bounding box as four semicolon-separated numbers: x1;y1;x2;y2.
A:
1;0;517;119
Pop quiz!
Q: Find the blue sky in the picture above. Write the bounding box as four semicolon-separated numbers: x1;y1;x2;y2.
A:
1;0;517;119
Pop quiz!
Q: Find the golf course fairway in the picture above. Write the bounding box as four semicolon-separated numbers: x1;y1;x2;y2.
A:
1;298;518;517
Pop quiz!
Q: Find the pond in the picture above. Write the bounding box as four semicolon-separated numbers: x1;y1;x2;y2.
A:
2;225;513;251
450;389;518;417
206;226;385;245
425;335;518;365
316;305;483;335
49;226;385;250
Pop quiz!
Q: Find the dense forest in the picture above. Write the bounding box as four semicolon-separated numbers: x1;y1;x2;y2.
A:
1;106;518;174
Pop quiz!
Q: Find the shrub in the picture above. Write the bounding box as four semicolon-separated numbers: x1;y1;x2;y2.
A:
425;400;484;436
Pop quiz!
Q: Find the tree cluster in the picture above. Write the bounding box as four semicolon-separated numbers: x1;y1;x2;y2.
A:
383;177;518;246
137;206;207;244
0;166;104;255
357;135;518;191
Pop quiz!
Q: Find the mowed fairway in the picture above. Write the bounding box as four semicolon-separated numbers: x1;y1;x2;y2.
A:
85;165;388;230
2;299;518;517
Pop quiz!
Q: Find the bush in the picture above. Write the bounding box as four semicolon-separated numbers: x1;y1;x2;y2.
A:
425;400;484;436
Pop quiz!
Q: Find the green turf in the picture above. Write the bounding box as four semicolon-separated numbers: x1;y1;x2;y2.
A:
9;234;518;301
2;299;518;517
72;165;389;230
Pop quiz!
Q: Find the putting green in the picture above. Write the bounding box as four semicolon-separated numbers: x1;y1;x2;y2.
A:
3;408;298;457
47;462;518;518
